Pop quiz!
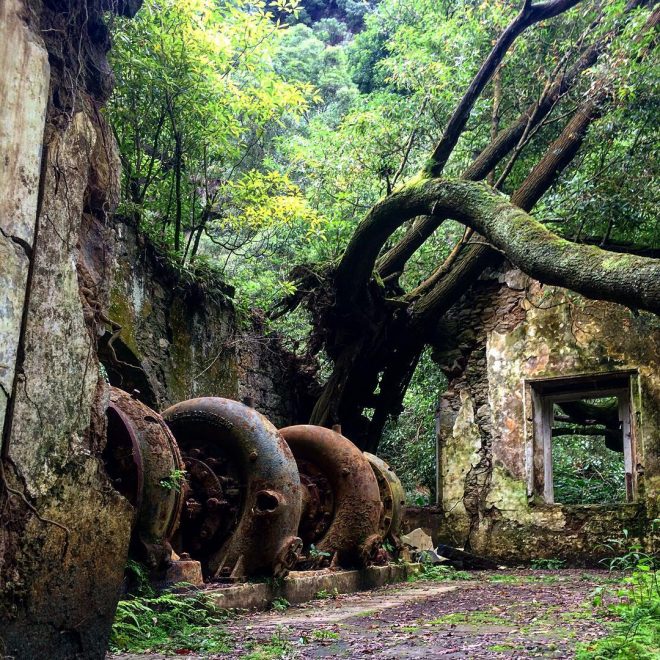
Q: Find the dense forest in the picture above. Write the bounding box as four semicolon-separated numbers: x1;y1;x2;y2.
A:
105;0;658;496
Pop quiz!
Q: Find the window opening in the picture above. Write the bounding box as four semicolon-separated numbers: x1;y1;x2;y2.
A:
531;374;634;505
551;397;625;504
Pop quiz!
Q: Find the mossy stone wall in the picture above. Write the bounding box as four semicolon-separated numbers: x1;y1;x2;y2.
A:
433;266;659;564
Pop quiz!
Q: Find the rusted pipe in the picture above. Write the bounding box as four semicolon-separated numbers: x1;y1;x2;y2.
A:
279;425;383;567
162;398;302;580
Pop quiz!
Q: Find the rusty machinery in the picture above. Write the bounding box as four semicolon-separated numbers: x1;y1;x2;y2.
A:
279;425;383;567
104;386;406;582
103;387;185;573
161;398;303;580
363;452;405;544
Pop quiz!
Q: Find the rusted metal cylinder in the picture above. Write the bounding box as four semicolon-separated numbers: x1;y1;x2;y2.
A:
103;387;185;572
364;452;405;540
279;425;383;567
162;398;303;580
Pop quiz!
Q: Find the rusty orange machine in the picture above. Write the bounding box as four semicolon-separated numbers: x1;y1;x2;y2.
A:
103;390;405;583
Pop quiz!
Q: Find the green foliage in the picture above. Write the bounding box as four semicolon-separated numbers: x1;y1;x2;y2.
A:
313;18;349;45
379;348;446;502
107;0;317;279
577;525;660;659
310;628;340;640
110;589;232;654
270;596;291;612
308;543;332;560
244;626;295;660
106;0;657;319
552;407;626;505
159;468;187;492
408;563;471;583
314;588;339;599
124;559;155;597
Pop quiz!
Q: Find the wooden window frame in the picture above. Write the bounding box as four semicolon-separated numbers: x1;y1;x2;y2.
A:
526;372;636;505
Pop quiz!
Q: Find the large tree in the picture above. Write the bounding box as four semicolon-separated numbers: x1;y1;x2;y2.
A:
274;0;660;451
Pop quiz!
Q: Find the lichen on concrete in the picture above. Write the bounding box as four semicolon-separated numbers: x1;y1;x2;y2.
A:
0;2;140;657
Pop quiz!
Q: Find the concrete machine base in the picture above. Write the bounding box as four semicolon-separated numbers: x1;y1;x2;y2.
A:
206;563;420;611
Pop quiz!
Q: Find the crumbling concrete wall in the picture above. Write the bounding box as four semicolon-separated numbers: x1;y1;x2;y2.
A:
433;266;660;564
103;219;317;426
0;1;141;658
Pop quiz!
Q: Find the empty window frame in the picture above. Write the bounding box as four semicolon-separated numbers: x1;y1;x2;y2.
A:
530;373;635;505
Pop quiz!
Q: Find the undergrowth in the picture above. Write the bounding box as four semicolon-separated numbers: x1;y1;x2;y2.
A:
243;626;295;660
110;587;232;654
576;525;659;659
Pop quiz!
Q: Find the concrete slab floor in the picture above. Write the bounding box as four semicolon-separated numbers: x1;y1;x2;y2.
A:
108;569;619;659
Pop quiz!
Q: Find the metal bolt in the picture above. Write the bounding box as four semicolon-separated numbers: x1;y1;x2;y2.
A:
206;497;221;510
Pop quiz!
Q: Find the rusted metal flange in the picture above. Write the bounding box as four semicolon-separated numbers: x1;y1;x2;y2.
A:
162;397;303;580
279;425;383;567
104;387;185;572
364;452;405;540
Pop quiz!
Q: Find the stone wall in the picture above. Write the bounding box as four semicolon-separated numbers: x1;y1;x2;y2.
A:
0;2;140;658
433;266;660;564
103;219;317;427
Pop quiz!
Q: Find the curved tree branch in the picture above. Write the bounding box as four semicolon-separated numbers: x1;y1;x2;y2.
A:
376;4;637;280
346;177;660;314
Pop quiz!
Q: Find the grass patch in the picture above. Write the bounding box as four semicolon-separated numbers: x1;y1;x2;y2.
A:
488;642;524;652
429;610;511;626
310;629;340;641
407;564;471;583
244;627;295;660
488;574;523;584
488;572;560;585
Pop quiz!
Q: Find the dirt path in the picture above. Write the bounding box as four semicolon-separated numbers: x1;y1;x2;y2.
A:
111;569;617;659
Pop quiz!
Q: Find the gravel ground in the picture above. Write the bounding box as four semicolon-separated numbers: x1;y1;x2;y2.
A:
110;569;619;659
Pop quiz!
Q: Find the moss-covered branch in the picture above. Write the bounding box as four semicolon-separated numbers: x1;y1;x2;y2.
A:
336;178;660;315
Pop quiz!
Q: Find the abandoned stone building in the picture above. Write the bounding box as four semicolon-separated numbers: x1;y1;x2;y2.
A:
1;0;658;658
424;265;660;564
107;235;660;568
